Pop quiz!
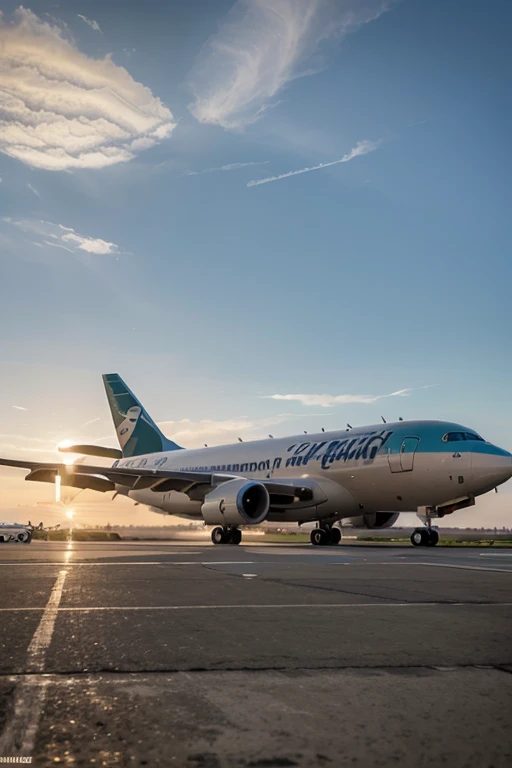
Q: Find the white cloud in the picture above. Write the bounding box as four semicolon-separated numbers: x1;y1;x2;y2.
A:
12;405;28;411
3;218;122;256
188;0;396;129
27;182;41;198
61;231;118;255
183;160;269;177
247;139;379;187
77;14;102;33
0;8;176;171
267;388;423;408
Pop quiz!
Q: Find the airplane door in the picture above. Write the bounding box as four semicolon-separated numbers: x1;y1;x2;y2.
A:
388;437;420;473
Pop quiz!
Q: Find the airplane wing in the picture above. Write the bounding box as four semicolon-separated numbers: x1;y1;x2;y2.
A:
0;457;237;500
0;457;318;505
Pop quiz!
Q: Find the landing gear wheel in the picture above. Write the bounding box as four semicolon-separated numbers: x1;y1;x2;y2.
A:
426;529;439;547
311;528;328;546
211;527;226;545
329;528;341;545
229;529;242;545
411;528;429;547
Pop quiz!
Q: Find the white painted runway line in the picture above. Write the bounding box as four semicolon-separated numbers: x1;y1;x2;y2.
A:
408;562;512;574
25;569;67;673
1;601;511;612
479;553;512;557
0;569;67;758
0;560;511;574
0;560;256;566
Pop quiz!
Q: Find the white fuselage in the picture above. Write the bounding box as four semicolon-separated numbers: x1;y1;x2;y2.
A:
112;421;512;523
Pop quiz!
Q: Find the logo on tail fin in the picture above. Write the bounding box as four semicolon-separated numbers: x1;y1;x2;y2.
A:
117;406;142;448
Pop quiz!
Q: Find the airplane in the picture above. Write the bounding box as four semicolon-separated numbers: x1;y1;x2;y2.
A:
1;373;511;547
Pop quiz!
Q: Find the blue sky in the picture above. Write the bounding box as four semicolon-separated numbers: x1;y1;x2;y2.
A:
0;0;511;521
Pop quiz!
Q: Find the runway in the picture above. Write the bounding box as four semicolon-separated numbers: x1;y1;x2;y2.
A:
1;541;511;767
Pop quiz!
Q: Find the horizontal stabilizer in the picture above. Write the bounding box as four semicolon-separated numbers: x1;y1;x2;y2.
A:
58;444;122;460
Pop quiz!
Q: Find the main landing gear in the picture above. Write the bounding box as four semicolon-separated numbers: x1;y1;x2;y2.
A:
410;528;439;547
411;507;439;547
310;524;341;546
211;526;242;545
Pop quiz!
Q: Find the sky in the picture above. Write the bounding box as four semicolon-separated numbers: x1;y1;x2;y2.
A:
0;0;511;527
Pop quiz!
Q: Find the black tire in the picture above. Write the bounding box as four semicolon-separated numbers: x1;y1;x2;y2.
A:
427;529;439;547
411;528;428;547
310;528;328;546
229;529;242;545
329;528;342;545
211;527;225;545
17;531;29;543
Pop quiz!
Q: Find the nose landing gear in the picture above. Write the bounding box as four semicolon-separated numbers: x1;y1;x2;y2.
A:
310;524;341;546
211;526;242;545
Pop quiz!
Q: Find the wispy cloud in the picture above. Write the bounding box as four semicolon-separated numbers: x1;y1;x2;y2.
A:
43;240;74;253
12;405;28;411
188;0;396;129
183;161;269;177
158;412;328;447
0;8;176;170
77;14;102;33
267;387;431;408
3;218;122;256
27;183;41;198
81;417;101;428
248;140;380;187
0;433;60;458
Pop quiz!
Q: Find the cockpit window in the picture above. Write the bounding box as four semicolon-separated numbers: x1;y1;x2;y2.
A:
442;431;485;443
442;432;465;442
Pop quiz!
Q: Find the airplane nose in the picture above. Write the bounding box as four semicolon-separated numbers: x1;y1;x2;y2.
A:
471;449;512;491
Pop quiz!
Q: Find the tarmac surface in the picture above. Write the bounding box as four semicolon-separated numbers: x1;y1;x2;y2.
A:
0;539;511;767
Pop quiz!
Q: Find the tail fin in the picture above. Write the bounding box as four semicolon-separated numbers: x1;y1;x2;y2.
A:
102;373;182;458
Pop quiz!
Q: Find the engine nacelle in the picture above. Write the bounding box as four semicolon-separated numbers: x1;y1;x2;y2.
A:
202;479;270;526
347;512;399;529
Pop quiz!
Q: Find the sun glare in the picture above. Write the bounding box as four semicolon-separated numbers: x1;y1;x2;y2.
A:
57;439;75;450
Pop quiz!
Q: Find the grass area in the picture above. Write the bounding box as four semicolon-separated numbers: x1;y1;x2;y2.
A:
259;533;311;543
32;529;121;542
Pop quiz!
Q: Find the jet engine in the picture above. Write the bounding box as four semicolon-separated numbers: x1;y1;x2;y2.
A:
347;512;399;529
201;479;270;526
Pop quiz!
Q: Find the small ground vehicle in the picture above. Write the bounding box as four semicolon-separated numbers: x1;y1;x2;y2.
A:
0;522;33;543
